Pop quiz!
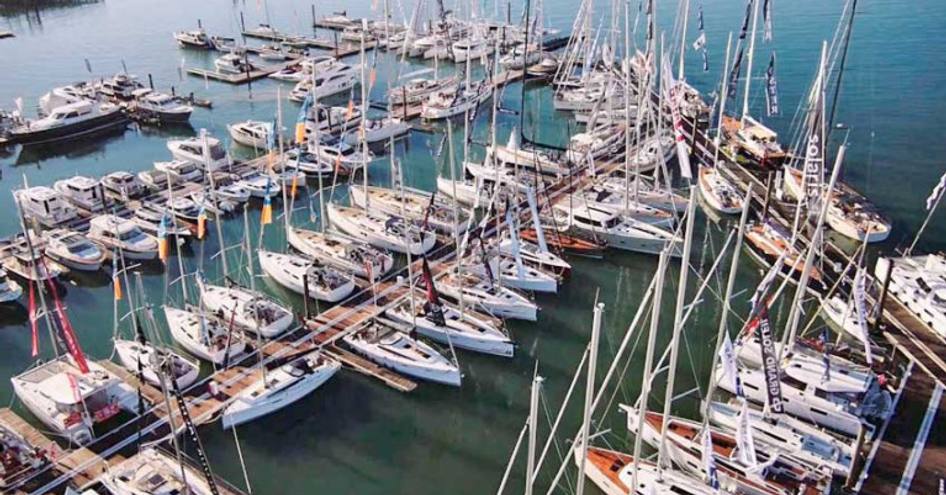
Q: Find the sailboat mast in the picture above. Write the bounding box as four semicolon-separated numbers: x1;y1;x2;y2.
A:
277;86;292;235
446;120;466;316
204;130;230;279
655;189;697;477
14;187;60;358
168;175;189;302
677;0;690;80
702;188;751;423
360;22;370;209
828;0;858;135
714;33;734;158
782;144;844;354
310;66;327;232
524;372;543;495
741;0;761;121
575;302;604;495
629;249;669;492
243;206;267;385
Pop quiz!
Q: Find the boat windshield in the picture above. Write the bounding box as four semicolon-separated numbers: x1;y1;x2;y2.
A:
67;239;98;256
119;228;146;242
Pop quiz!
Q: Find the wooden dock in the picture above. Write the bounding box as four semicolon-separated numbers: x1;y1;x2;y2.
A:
0;407;107;489
187;59;297;85
242;29;374;58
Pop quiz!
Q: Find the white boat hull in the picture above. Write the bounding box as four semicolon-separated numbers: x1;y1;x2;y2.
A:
221;358;340;429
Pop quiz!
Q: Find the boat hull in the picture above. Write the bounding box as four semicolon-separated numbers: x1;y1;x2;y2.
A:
221;360;340;429
10;111;129;146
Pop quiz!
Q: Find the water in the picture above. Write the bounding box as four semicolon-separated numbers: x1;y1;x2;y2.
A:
0;1;944;493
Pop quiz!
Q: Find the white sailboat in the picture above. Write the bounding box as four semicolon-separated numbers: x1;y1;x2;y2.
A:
257;250;355;303
101;448;217;495
552;203;681;256
221;350;340;429
12;358;138;445
349;184;471;236
287;227;393;279
577;446;717;495
163;305;247;365
342;319;462;387
698;165;744;214
198;280;294;339
326;203;436;256
706;400;852;477
436;271;538;321
386;293;514;357
113;338;199;391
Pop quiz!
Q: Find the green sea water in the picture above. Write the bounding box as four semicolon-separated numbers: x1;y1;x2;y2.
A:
0;0;944;493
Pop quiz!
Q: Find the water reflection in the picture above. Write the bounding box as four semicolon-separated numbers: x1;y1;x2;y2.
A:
0;0;102;17
13;125;128;166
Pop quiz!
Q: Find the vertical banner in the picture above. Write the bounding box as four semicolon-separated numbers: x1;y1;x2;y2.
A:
752;306;784;414
765;52;780;116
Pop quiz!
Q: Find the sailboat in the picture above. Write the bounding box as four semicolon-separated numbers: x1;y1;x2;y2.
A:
113;332;199;389
349;184;471;236
221;349;340;429
621;407;830;495
326;203;436;256
386;296;515;357
163;305;247;365
552;203;681;256
486;129;570;176
719;343;890;437
577;446;717;495
706;400;853;477
287;228;393;279
567;185;676;227
464;251;559;293
101;448;219;495
720;0;787;166
257;250;355;303
342;318;462;386
698;165;744;214
197;279;294;339
436;271;538;321
12;358;139;445
744;221;823;286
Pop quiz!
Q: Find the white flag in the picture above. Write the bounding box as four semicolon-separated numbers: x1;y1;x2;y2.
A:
926;170;946;211
719;333;744;397
853;268;874;364
749;245;786;314
692;32;707;51
702;429;720;492
736;400;758;468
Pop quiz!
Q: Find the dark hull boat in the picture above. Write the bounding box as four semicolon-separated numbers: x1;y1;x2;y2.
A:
10;107;128;146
